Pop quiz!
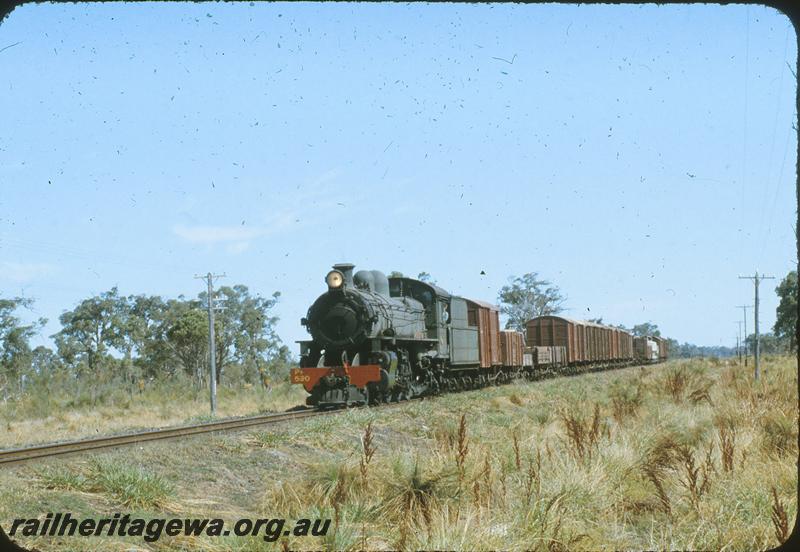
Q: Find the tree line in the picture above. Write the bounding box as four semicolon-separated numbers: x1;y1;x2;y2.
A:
492;271;797;357
1;269;796;398
0;285;290;399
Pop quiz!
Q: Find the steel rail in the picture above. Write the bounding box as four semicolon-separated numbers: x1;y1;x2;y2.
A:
0;408;328;467
0;397;425;467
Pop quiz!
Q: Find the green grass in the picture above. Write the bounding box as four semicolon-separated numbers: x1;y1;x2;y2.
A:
35;458;174;509
36;465;90;492
86;458;174;509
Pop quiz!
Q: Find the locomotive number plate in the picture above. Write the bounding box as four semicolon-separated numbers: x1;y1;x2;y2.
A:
290;368;311;384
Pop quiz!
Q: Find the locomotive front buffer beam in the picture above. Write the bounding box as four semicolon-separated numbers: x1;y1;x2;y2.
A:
290;365;382;408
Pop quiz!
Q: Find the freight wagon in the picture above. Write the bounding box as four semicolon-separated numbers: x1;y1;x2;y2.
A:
525;316;635;365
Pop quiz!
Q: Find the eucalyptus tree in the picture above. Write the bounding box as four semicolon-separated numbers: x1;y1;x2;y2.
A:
164;299;208;384
53;287;126;376
497;273;565;332
774;271;797;352
0;296;45;393
630;322;661;337
199;285;282;384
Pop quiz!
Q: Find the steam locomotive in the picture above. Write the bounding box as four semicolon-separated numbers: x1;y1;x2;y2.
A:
290;263;667;408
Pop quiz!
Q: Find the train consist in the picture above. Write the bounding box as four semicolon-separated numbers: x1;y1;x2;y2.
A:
291;264;668;407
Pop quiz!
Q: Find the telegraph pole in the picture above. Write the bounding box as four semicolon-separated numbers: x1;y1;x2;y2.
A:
736;320;743;364
739;272;775;381
194;272;226;416
736;305;751;367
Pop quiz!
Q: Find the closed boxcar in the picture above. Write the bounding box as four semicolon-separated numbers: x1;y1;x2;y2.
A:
526;316;634;364
526;316;589;364
465;299;501;368
583;322;608;361
610;327;634;361
618;329;633;359
499;330;525;367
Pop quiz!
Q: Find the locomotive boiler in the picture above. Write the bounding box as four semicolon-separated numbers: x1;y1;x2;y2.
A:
293;264;439;407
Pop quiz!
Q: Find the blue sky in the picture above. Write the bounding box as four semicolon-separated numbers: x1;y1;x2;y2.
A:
0;2;796;351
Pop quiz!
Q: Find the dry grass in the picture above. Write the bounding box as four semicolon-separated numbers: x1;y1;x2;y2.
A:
456;413;469;483
0;381;306;448
559;402;603;462
1;355;796;551
359;421;376;488
771;486;790;544
664;366;690;400
675;442;712;510
609;379;643;422
717;423;737;473
640;433;682;515
512;430;522;470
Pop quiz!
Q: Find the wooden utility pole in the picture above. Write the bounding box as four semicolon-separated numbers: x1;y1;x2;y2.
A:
194;272;225;416
739;272;775;381
736;305;751;367
736;320;743;364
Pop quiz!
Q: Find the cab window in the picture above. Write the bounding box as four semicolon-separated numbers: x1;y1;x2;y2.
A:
467;306;478;327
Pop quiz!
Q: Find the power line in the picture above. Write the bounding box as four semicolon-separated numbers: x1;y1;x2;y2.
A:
741;5;750;234
758;24;795;264
194;272;225;416
0;235;190;274
755;24;791;252
739;272;775;381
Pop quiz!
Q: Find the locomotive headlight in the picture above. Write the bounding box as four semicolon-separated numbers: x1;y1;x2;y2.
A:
326;270;344;289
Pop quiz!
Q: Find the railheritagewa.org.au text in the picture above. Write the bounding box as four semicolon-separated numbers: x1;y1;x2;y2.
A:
8;513;330;543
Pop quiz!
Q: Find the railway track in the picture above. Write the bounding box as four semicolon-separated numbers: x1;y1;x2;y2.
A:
0;408;330;467
0;361;654;467
0;397;428;467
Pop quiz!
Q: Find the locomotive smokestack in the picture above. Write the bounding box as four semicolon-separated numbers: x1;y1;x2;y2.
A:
332;263;355;287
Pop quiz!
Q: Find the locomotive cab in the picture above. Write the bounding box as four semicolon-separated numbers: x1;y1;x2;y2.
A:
388;277;451;357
